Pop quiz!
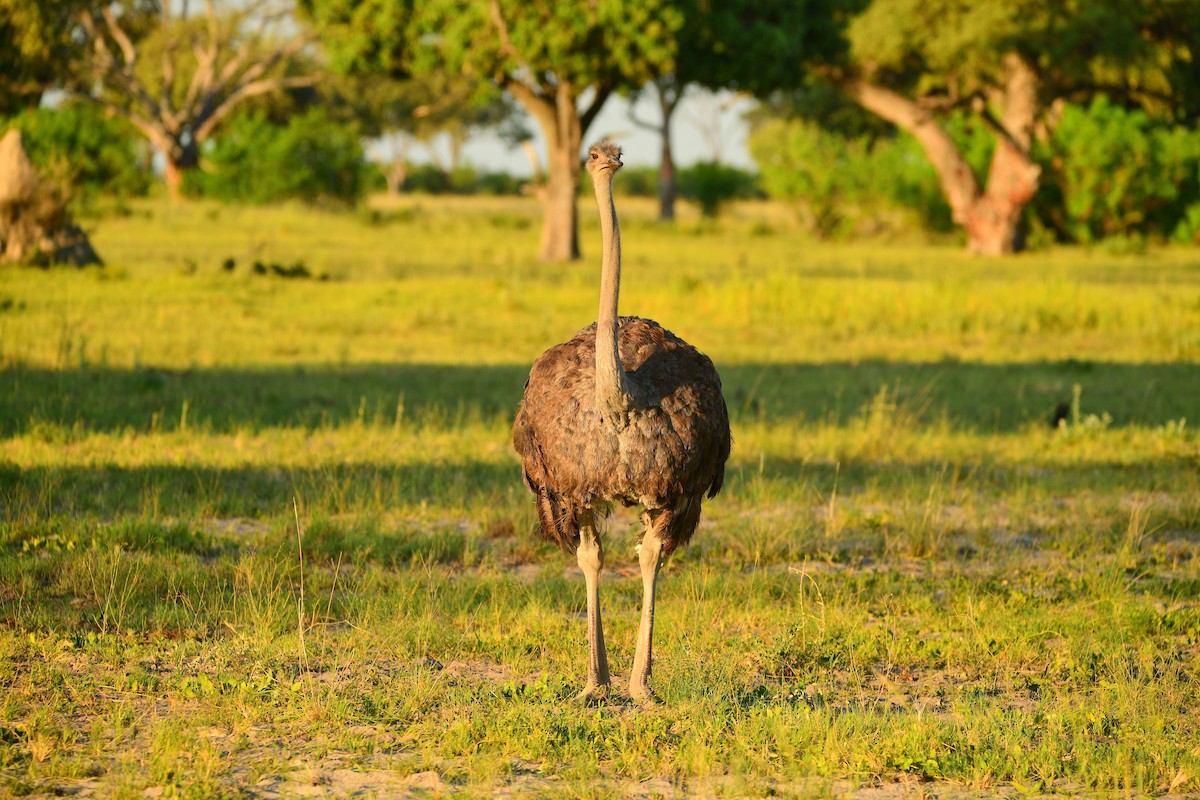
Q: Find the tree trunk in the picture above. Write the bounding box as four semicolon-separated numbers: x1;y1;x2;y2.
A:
629;78;681;222
521;140;544;187
964;54;1041;255
507;79;596;261
843;53;1041;255
162;138;199;202
385;158;407;194
655;82;677;222
963;140;1040;255
540;137;581;261
164;156;184;201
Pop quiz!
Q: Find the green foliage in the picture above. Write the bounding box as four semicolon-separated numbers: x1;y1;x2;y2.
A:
0;0;87;115
472;169;526;196
611;165;661;198
305;0;682;94
674;0;846;96
751;118;867;236
845;0;1188;114
186;109;367;206
603;162;760;216
425;0;682;91
848;0;1023;90
676;161;761;217
1055;383;1113;442
826;0;1200;252
1037;96;1200;244
752;93;1200;245
396;163;526;195
753;74;891;140
399;163;453;194
2;102;150;203
750;117;967;237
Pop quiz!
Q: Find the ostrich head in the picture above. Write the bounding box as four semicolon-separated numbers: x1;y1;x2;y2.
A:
587;142;622;175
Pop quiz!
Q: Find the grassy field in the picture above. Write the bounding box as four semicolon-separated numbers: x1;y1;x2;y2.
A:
1;194;1199;798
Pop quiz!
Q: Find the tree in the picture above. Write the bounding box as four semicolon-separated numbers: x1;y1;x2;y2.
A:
302;0;682;261
396;74;518;182
824;0;1200;254
628;0;841;221
4;101;151;204
72;0;319;198
186;107;367;205
319;67;506;194
0;0;87;115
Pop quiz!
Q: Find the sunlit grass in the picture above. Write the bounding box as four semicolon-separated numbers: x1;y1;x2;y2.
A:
0;195;1198;796
2;195;1198;369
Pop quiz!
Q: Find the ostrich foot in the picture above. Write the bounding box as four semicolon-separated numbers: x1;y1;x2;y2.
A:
628;680;661;706
576;681;612;704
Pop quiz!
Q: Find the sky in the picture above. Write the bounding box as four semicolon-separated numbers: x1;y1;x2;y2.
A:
370;86;760;177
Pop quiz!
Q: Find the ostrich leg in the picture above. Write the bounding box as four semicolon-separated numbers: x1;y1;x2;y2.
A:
577;510;611;699
630;518;666;702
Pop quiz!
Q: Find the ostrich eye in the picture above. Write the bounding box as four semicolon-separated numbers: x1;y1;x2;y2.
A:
591;153;598;159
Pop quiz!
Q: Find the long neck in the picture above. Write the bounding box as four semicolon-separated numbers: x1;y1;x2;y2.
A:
593;170;627;414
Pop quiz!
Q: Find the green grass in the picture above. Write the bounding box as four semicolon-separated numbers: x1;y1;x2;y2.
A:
1;194;1199;797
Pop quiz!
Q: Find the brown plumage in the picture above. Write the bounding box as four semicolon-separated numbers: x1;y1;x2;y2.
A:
512;316;729;553
511;142;731;702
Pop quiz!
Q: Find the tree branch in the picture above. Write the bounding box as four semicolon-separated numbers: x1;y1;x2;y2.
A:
972;97;1031;158
179;0;221;118
160;3;176;120
100;7;138;67
81;9;162;123
209;3;299;98
488;0;544;93
840;76;980;224
628;75;681;133
194;74;319;141
75;92;173;156
505;79;558;146
579;84;612;135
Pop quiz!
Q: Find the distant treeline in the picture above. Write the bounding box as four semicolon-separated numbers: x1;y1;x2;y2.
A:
5;95;1199;249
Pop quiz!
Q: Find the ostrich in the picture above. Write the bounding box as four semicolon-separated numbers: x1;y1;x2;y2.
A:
511;142;731;702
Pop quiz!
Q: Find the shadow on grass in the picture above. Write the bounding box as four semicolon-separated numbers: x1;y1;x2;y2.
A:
2;455;1195;523
2;360;1198;436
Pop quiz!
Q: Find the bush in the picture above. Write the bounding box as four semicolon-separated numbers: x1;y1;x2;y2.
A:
611;165;660;198
448;165;479;194
1035;96;1200;244
475;170;526;196
2;102;150;204
750;114;996;239
752;118;943;237
677;161;761;217
187;109;367;206
398;162;525;195
401;162;451;194
751;97;1200;246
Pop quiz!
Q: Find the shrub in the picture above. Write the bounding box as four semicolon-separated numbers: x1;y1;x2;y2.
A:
677;161;761;217
611;165;660;198
751;117;964;238
474;170;526;196
398;162;525;195
1036;96;1200;244
448;165;479;194
402;162;452;194
2;102;150;204
187;109;367;206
